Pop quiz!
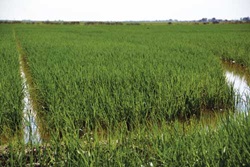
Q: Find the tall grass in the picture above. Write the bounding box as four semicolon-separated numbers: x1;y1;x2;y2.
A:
0;25;23;142
1;112;250;166
14;24;237;132
1;24;250;166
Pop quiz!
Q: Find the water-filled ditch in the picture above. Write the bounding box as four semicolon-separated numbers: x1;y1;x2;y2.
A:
223;62;249;115
20;62;41;144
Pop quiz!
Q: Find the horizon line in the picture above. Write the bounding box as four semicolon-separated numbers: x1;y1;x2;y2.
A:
0;17;249;22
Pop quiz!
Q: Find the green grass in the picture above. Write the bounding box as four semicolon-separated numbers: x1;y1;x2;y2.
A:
14;24;240;131
0;26;23;141
0;23;250;166
1;112;250;166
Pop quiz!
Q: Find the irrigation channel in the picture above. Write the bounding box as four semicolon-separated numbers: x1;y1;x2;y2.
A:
20;62;41;144
13;30;41;144
223;61;250;115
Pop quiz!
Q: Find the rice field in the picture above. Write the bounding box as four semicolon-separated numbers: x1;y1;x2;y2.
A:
0;23;250;166
0;27;23;141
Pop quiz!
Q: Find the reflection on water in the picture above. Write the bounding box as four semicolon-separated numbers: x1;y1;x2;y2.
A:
225;70;250;114
20;65;41;144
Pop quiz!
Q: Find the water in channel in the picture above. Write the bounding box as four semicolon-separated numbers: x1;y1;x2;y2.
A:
20;64;41;144
223;62;250;114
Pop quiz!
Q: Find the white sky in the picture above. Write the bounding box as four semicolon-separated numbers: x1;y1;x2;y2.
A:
0;0;249;21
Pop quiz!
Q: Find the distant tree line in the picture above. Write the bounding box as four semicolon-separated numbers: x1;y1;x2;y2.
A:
0;17;249;25
84;22;142;26
85;22;123;25
42;21;80;25
0;20;81;25
0;20;142;25
241;17;250;22
198;17;250;24
0;20;22;24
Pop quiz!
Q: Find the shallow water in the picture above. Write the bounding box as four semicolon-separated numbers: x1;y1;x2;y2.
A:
20;66;41;144
225;69;250;114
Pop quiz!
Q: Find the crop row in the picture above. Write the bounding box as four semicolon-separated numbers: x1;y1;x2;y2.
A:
0;25;23;142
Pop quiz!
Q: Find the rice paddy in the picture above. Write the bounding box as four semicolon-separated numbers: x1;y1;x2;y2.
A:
0;27;23;142
0;23;250;166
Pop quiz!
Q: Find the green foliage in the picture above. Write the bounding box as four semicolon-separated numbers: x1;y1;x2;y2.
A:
1;113;250;166
14;24;243;131
0;23;250;166
0;25;23;139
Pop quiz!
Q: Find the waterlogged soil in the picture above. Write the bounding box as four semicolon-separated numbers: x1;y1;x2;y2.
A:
222;61;250;114
177;61;250;129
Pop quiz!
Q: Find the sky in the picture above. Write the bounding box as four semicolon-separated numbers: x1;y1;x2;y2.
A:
0;0;249;21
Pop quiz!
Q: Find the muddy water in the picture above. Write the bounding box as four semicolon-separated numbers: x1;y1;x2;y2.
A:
223;62;250;114
20;64;41;144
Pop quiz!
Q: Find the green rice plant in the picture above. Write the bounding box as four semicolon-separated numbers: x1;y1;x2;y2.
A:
1;23;250;166
1;111;249;166
14;24;239;132
0;25;23;142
